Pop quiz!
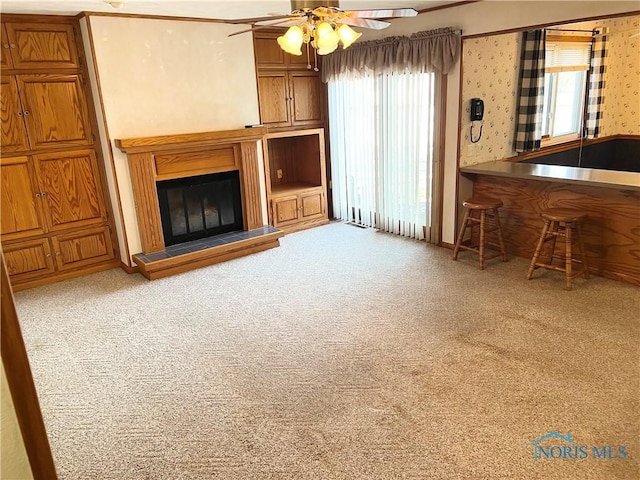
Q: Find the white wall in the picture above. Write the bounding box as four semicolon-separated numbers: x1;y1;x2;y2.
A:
85;16;260;262
1;362;33;480
362;1;639;244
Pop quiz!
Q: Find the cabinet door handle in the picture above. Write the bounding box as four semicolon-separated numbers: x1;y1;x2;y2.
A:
35;193;41;198
2;44;9;49
55;252;60;256
17;111;23;116
41;192;47;196
46;253;51;258
23;111;30;116
10;44;16;49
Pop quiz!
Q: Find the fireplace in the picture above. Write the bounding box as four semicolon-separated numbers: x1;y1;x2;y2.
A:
116;128;284;280
157;171;243;246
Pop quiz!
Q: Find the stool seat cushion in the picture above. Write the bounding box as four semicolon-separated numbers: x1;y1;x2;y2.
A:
462;197;503;210
541;208;587;222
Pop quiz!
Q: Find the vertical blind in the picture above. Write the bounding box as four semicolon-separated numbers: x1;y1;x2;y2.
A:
328;71;435;240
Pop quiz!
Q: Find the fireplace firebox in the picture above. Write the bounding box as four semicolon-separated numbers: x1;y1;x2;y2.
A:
157;171;243;246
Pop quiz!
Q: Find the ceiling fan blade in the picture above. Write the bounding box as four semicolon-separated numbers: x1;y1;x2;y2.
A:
226;14;292;25
339;17;391;30
228;18;302;37
347;8;418;19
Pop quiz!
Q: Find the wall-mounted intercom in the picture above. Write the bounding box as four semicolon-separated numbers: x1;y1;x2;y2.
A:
470;98;484;144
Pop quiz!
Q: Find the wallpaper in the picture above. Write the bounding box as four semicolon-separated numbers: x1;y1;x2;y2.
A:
459;32;520;167
600;15;640;136
459;14;640;168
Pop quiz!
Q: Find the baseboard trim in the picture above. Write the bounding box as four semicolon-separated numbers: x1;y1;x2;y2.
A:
440;241;454;249
120;261;139;274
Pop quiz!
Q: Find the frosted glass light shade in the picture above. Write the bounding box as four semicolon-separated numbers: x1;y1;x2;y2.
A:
277;26;304;56
315;22;339;55
337;24;362;49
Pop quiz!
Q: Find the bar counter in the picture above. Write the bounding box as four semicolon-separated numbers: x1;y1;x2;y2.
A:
460;161;640;286
460;161;640;191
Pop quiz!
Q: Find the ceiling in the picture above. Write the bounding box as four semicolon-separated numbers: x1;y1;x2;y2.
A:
0;1;465;21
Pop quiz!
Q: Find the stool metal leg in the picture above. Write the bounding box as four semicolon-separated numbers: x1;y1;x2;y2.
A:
527;219;551;280
452;208;471;261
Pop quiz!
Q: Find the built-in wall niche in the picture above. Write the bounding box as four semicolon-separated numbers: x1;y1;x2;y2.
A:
262;128;329;232
266;133;323;194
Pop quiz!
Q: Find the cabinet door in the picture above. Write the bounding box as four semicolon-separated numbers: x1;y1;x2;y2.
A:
289;71;324;126
0;156;46;240
254;35;286;67
18;73;93;150
4;22;79;70
33;149;106;232
300;191;325;220
257;71;291;127
51;226;114;271
1;24;14;69
272;195;300;227
3;237;55;282
1;75;30;153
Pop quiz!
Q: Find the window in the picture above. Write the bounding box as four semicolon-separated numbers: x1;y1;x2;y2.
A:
542;38;591;143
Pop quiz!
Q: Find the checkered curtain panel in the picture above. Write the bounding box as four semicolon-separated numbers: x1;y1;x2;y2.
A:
585;27;607;138
513;29;546;153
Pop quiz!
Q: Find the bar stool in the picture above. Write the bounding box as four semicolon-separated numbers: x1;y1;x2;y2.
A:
452;197;508;270
526;208;589;290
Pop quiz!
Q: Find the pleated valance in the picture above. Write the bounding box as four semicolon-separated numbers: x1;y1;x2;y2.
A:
321;27;461;82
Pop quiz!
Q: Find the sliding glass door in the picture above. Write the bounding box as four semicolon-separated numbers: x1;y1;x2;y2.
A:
328;71;439;242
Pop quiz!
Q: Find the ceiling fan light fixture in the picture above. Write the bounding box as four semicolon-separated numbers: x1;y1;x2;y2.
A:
314;22;340;55
277;26;304;56
336;24;362;49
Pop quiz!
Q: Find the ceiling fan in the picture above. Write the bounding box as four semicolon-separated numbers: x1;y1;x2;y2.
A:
228;1;418;57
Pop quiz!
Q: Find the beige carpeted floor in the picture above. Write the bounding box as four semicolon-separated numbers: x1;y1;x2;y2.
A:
15;222;639;479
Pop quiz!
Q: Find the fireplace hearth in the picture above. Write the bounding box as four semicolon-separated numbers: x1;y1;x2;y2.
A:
157;171;243;246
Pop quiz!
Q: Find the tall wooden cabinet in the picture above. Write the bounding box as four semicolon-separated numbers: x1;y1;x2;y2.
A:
1;17;117;290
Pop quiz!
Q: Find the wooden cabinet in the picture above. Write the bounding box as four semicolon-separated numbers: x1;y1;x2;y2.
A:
0;156;45;240
1;75;30;152
257;69;325;129
1;16;117;290
272;189;326;228
2;22;79;70
254;30;326;130
2;73;92;153
263;128;329;232
34;149;106;232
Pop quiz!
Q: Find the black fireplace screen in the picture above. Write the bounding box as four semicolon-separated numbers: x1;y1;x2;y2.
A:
157;171;243;246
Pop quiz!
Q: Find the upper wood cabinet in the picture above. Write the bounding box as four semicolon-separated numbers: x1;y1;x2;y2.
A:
253;30;326;130
0;25;11;69
257;70;324;128
17;73;93;150
2;73;93;153
2;22;79;70
1;75;30;153
254;32;311;69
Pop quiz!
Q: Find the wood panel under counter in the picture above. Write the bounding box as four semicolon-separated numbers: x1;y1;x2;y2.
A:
460;162;640;286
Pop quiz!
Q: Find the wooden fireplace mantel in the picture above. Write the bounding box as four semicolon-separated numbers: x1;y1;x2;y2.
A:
115;128;269;255
115;127;268;154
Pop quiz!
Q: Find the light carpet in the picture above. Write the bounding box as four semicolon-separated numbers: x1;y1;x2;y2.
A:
15;222;640;479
